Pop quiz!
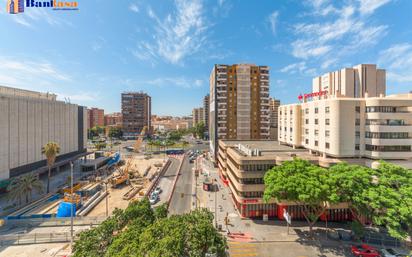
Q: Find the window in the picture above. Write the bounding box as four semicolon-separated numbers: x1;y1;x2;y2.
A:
355;131;360;138
314;107;319;114
365;132;410;139
305;119;309;124
315;140;318;146
325;119;330;125
325;142;330;149
305;139;309;144
356;106;360;113
305;129;309;135
305;108;309;114
355;144;360;150
314;130;319;136
315;119;318;125
325;130;330;137
365;145;411;152
290;110;293;115
355;119;360;125
366;106;397;113
290;128;293;132
325;106;330;113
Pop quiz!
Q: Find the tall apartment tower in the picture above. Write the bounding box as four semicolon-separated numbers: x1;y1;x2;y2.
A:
209;64;270;160
121;92;151;139
269;98;280;140
87;107;104;129
203;94;210;132
312;64;386;98
192;107;204;126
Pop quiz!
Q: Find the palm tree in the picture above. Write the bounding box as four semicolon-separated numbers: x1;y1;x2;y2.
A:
42;142;60;193
7;173;44;206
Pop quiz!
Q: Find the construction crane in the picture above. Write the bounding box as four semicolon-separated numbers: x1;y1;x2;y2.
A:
110;159;131;188
134;126;148;153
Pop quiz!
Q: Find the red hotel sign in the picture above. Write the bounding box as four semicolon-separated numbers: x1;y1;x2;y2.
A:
298;90;328;101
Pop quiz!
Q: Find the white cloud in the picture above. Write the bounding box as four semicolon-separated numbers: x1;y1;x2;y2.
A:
147;77;204;88
279;62;317;76
358;0;392;15
57;92;100;102
378;43;412;83
267;11;279;35
134;0;208;64
10;8;73;28
129;3;139;13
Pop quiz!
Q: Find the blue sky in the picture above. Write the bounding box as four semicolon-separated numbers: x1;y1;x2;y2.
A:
0;0;411;116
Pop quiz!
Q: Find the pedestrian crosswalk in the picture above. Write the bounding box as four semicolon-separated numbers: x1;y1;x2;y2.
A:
228;241;259;257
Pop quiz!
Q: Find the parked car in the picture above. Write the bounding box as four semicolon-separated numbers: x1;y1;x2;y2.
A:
154;186;162;195
351;244;380;257
381;248;410;257
149;193;159;205
336;229;353;241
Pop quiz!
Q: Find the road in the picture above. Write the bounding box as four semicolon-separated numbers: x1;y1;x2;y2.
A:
168;139;208;215
153;157;180;207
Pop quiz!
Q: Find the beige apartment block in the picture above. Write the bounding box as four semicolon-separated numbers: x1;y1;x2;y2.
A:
269;98;280;140
279;93;412;160
209;64;270;160
192;107;204;126
312;64;386;98
0;86;87;182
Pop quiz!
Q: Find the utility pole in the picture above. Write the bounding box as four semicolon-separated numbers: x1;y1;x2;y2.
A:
70;161;74;249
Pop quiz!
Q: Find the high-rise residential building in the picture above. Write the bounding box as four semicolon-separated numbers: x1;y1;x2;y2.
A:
269;98;280;140
0;86;87;183
87;107;104;129
192;107;204;126
121;92;151;139
104;112;122;127
209;64;270;161
312;64;386;98
203;94;210;132
279;64;412;160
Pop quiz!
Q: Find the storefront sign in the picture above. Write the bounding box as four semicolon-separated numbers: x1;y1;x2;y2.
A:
298;90;328;101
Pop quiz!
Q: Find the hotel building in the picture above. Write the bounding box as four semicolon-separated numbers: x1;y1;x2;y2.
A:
209;64;270;161
278;64;412;160
203;94;210;133
0;86;88;183
121;92;151;139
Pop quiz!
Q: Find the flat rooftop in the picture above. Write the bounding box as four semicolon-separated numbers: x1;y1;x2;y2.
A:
220;140;306;153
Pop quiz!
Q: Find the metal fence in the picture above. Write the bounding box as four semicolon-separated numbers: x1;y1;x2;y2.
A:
1;216;106;228
0;232;80;246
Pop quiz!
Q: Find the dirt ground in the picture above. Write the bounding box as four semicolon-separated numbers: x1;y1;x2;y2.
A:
86;155;166;217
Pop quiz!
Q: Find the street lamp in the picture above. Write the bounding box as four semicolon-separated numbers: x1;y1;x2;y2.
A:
70;161;74;248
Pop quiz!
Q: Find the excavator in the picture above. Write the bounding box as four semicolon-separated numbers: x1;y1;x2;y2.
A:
134;126;148;153
109;159;131;188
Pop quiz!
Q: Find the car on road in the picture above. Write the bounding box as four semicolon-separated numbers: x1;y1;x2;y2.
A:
380;248;410;257
351;244;380;257
149;193;159;205
154;186;162;195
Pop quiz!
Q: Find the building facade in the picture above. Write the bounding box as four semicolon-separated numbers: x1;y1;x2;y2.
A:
209;64;270;161
203;94;210;132
192;107;204;126
269;98;280;140
312;64;386;98
121;92;151;138
87;108;104;129
218;140;350;220
0;86;87;182
104;112;122;127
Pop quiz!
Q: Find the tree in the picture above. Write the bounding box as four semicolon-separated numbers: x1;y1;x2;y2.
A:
368;161;412;240
108;127;123;139
154;203;168;219
329;162;375;224
264;158;335;235
42;142;60;194
94;142;107;151
7;173;43;206
194;121;206;139
168;130;183;141
181;140;189;150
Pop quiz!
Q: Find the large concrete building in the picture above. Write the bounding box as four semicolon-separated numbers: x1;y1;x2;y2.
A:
209;64;270;160
192;107;204;126
0;86;87;182
269;98;280;140
279;64;411;161
312;64;386;98
203;94;210;133
87;107;104;128
121;92;151;139
104;112;122;127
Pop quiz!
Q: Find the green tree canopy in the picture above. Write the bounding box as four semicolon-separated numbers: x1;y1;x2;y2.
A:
108;127;123;139
264;158;336;234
